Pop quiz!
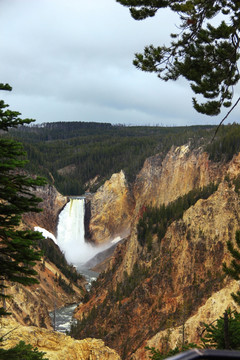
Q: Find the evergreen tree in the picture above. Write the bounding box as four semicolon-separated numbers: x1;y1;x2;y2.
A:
0;83;46;316
201;309;240;349
0;341;48;360
116;0;240;116
223;230;240;305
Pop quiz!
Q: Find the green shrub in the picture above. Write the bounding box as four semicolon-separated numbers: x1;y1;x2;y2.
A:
0;341;48;360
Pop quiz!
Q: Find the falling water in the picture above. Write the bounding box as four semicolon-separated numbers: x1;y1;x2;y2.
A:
51;198;124;333
57;198;108;268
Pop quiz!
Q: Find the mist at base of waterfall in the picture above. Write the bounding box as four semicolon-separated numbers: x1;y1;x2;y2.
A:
56;198;122;269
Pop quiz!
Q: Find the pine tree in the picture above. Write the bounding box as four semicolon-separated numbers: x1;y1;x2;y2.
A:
0;83;46;316
116;1;240;116
201;309;240;349
0;341;48;360
223;230;240;305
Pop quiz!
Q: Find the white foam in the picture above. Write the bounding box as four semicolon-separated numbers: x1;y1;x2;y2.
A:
111;236;122;244
34;226;57;244
57;199;109;266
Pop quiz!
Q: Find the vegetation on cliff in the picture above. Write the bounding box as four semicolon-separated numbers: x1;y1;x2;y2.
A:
6;121;240;196
201;309;240;350
0;84;46;316
137;182;219;248
6;122;215;195
206;123;240;162
0;84;48;358
38;237;84;294
0;341;48;360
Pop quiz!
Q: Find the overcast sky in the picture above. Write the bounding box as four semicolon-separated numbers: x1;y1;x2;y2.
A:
0;0;239;126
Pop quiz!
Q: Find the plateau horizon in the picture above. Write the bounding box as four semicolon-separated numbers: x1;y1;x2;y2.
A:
21;120;218;129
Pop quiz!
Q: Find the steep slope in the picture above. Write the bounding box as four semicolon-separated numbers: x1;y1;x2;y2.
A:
5;247;86;329
134;280;240;359
22;184;67;235
0;318;121;360
73;148;240;359
5;184;85;329
89;171;135;244
133;144;225;211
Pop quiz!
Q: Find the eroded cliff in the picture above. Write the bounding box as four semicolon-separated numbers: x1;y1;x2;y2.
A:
22;184;67;235
133;280;240;359
0;318;121;360
73;148;240;359
5;256;85;329
5;184;84;329
89;170;135;244
134;144;225;212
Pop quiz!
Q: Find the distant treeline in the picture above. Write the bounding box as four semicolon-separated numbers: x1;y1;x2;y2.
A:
4;121;240;195
206;123;240;162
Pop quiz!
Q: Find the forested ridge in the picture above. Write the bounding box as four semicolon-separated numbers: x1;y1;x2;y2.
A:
5;121;240;195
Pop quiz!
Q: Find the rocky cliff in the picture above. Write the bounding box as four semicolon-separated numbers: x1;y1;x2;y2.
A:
5;184;84;329
89;170;135;244
22;184;67;235
5;255;85;329
0;318;121;360
133;144;225;213
73;147;240;359
133;280;240;359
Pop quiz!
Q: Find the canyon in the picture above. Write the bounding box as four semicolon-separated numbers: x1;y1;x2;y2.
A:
0;318;121;360
73;145;240;359
2;143;240;359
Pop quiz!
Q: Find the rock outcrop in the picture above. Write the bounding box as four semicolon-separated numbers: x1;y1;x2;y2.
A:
5;254;85;329
0;318;121;360
89;170;135;244
5;145;240;359
73;148;240;359
133;280;240;359
134;145;225;213
22;184;67;235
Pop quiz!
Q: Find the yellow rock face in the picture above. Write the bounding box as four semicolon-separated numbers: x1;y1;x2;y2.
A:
74;150;240;359
89;170;135;244
133;281;240;359
5;260;84;329
22;184;67;235
0;319;121;360
134;145;225;212
115;148;239;281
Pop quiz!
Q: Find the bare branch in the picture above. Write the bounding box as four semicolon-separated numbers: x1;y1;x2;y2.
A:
211;96;240;142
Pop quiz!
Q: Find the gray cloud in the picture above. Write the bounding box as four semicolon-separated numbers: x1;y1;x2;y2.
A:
0;0;239;126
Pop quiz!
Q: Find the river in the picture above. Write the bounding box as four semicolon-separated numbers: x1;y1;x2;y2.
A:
49;268;98;333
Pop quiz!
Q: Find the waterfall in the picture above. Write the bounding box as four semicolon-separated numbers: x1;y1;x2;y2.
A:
56;197;123;269
57;198;104;268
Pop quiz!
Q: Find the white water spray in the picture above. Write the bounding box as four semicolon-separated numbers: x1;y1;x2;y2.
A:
57;198;108;267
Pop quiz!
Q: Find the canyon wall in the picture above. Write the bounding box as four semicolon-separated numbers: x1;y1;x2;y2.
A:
104;145;227;281
133;280;240;359
133;144;225;212
5;255;85;329
0;318;121;360
22;184;67;235
74;148;240;359
4;145;240;359
89;170;135;244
